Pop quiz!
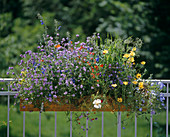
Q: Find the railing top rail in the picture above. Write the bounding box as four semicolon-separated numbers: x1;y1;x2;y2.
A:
0;78;170;82
146;79;170;83
0;78;15;81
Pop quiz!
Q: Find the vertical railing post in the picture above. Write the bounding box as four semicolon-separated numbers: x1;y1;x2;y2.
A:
55;112;57;137
7;84;10;137
86;112;88;137
23;111;25;137
135;113;137;137
102;112;104;137
70;111;72;137
166;83;169;137
150;113;153;137
39;112;41;137
117;112;121;137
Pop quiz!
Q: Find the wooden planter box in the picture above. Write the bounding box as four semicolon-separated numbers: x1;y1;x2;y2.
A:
20;97;131;112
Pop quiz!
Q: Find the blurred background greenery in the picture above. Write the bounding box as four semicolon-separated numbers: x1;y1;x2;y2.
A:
0;0;170;78
0;0;170;137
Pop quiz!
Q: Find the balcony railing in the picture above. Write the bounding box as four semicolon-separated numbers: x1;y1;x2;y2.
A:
0;78;169;137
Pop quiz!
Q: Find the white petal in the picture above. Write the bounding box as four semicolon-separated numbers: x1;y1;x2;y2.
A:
94;105;99;109
93;100;96;104
96;99;101;103
98;104;101;108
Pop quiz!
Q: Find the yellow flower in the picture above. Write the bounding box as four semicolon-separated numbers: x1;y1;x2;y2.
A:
130;51;135;56
103;50;108;54
133;62;135;65
123;54;130;58
128;57;135;62
132;47;136;51
132;81;138;84
111;84;117;87
139;82;144;89
123;82;128;85
21;71;27;77
117;98;122;102
141;61;146;65
136;73;141;79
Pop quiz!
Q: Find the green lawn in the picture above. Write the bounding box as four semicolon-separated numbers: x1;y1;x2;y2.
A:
0;104;169;137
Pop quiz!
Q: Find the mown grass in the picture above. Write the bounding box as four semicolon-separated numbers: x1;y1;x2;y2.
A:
0;103;169;137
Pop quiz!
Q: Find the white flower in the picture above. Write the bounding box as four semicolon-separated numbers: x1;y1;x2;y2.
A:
93;99;102;109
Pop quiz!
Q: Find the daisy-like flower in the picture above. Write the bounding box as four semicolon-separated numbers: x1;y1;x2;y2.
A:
138;82;144;89
117;98;122;102
130;51;135;56
103;50;108;54
111;84;117;87
132;81;138;84
54;44;61;48
123;54;130;58
123;82;128;85
132;47;136;51
141;61;146;65
93;99;102;109
128;57;135;62
136;73;141;79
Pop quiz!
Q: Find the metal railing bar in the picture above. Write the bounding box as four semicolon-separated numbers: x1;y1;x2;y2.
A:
0;78;15;81
0;91;18;95
86;112;88;137
39;112;41;137
7;84;10;137
23;112;25;137
1;78;170;83
166;83;169;137
70;111;72;137
102;112;104;137
55;112;57;137
135;113;137;137
117;112;121;137
146;79;170;83
150;114;153;137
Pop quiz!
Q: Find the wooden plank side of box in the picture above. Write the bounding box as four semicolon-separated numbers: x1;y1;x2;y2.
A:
20;102;130;112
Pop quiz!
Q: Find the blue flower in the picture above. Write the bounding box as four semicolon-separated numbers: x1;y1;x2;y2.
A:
157;82;165;90
139;108;142;111
96;56;99;62
58;26;61;30
40;20;44;25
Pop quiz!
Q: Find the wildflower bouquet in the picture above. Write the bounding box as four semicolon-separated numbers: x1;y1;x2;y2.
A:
8;19;165;121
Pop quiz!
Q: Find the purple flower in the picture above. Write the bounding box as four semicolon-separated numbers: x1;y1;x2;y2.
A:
80;85;83;88
91;86;94;89
50;86;53;90
53;95;57;98
6;72;9;75
25;98;29;101
72;94;75;97
64;91;67;95
139;108;142;111
151;83;154;86
76;34;79;37
49;97;53;102
97;84;100;87
83;67;86;72
12;72;15;75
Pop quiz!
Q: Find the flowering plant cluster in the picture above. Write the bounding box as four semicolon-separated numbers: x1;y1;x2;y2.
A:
8;19;165;132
